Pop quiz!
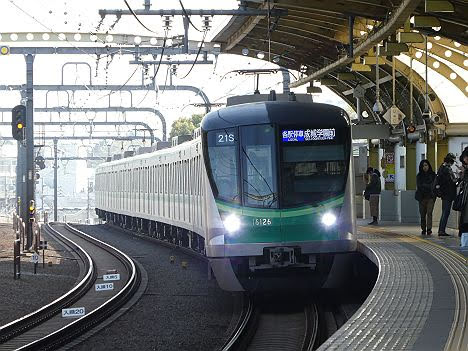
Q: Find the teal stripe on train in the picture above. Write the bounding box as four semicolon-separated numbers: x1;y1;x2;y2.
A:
216;194;345;244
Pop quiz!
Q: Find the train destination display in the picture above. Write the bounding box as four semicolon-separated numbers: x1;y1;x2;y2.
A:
282;128;336;142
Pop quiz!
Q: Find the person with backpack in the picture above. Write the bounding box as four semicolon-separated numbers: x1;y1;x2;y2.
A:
364;167;381;225
415;160;436;235
435;153;457;237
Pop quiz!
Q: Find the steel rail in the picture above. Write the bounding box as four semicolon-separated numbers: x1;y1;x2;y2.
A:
220;294;257;351
221;300;319;351
16;223;140;350
302;304;319;351
0;223;95;344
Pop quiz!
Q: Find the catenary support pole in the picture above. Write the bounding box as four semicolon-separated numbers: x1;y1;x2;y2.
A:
25;54;35;249
53;138;58;222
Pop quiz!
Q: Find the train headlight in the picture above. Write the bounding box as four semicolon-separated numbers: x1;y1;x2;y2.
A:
321;212;337;227
223;213;241;234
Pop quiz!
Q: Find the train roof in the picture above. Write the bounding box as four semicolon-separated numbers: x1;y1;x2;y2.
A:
201;101;349;132
96;137;199;172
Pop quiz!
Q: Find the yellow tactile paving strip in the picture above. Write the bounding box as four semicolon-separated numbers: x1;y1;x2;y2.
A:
359;227;467;351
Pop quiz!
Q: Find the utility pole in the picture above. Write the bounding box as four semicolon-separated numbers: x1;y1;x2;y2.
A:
87;177;90;224
25;54;35;249
53;138;58;222
41;178;44;213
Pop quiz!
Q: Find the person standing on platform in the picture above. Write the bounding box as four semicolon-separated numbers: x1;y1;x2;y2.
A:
415;160;436;235
436;153;457;237
456;147;468;239
364;167;381;225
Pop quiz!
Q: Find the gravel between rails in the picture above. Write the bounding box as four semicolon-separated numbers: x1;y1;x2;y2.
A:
0;223;80;326
73;224;235;351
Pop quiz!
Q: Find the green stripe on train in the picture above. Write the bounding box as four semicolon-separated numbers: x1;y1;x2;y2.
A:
215;195;344;217
215;195;345;243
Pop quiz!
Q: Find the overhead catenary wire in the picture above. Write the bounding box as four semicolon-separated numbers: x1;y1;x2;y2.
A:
178;0;203;32
123;0;159;34
152;33;168;82
97;66;140;100
179;30;208;79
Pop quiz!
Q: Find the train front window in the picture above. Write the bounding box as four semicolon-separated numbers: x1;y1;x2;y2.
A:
241;125;278;208
206;128;240;203
281;128;347;207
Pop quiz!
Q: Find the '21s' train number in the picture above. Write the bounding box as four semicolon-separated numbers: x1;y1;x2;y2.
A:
216;132;235;145
253;218;272;226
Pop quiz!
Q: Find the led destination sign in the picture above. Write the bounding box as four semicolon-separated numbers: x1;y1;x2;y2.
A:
282;128;336;142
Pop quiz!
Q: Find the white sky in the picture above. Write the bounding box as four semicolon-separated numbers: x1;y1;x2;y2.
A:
0;0;465;147
1;0;466;193
0;0;353;142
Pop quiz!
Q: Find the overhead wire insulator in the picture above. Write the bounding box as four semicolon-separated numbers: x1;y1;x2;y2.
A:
109;14;121;31
202;16;212;32
163;15;173;32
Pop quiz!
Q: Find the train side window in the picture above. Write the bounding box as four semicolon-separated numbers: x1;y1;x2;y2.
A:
185;160;189;195
178;161;181;195
165;164;167;194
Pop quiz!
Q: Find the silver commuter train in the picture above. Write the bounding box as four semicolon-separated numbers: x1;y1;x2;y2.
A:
95;96;357;292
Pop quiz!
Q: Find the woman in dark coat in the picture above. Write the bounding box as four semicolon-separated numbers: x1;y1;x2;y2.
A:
458;147;468;238
415;160;436;235
364;167;381;225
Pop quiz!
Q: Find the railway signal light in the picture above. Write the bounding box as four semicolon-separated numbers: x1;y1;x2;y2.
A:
0;45;10;55
11;105;26;141
29;200;36;220
35;155;46;170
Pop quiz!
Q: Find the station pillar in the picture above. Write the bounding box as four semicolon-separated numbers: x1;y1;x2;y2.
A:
368;140;379;170
427;138;437;170
406;143;417;190
436;137;448;169
383;144;395;191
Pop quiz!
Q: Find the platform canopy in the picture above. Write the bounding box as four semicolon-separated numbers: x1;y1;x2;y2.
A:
213;0;468;127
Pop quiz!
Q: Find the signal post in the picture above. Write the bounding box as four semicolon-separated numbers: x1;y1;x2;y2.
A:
12;54;35;250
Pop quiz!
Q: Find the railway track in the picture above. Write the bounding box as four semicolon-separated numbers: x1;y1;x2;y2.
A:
0;223;140;351
222;295;319;351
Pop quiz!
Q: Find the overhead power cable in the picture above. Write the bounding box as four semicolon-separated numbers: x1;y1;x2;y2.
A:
123;0;158;33
179;30;208;79
178;0;203;32
152;34;168;81
97;66;139;101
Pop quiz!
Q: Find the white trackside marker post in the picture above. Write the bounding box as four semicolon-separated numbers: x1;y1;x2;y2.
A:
103;273;120;281
62;307;85;318
95;282;114;291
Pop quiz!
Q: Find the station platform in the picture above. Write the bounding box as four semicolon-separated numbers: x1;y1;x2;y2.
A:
318;220;467;351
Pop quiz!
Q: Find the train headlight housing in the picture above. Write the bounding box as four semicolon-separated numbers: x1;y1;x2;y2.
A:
321;212;337;227
223;213;241;234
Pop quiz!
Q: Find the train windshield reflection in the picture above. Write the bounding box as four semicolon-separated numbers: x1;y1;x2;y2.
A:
281;144;347;207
